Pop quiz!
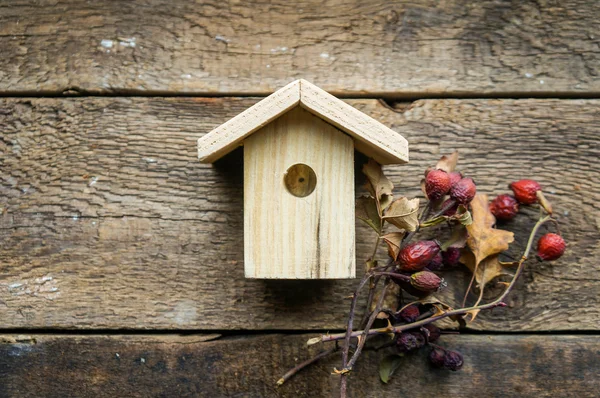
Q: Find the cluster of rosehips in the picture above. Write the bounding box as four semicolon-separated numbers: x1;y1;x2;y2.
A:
386;168;479;296
391;304;463;371
425;169;477;214
490;179;566;261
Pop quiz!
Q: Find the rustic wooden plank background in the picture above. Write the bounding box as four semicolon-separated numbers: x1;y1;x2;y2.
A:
1;334;598;397
1;0;599;396
1;97;598;331
0;0;598;96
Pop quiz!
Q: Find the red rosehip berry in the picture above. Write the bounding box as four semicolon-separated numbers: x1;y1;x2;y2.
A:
428;347;446;367
410;271;445;293
442;247;461;267
509;179;541;205
398;241;441;272
443;350;464;371
425;169;452;201
398;305;420;323
489;194;519;221
449;171;463;187
537;233;566;261
450;177;476;205
427;252;443;271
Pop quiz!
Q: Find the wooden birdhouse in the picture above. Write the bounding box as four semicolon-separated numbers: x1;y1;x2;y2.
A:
198;80;408;279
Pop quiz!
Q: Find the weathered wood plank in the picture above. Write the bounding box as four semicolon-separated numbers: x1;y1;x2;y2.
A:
0;1;599;95
1;97;599;330
0;333;598;397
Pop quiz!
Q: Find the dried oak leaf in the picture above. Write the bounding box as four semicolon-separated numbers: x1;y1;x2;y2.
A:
356;196;382;234
383;197;420;232
381;232;405;260
466;194;514;266
363;159;394;213
460;251;514;290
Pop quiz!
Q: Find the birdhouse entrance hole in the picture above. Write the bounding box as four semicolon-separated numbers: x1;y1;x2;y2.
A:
284;163;317;197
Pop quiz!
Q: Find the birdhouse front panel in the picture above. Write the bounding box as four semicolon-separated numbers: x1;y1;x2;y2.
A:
244;107;355;279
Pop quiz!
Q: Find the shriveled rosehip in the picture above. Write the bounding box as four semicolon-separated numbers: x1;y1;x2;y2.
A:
396;332;419;353
443;350;464;371
537;233;566;261
398;305;420;323
397;280;432;299
425;169;452;201
428;347;446;367
441;198;459;217
398;241;441;272
427;252;443;271
450;177;476;205
449;171;463;187
423;324;441;342
410;271;445;293
489;194;519;221
409;331;426;349
442;247;461;267
509;179;541;205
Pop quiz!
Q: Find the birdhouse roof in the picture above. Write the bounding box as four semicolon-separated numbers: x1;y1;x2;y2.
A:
197;79;408;165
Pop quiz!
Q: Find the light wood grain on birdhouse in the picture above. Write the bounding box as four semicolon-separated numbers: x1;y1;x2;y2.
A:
243;107;355;279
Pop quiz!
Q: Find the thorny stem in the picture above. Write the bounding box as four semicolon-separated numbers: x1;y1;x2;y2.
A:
277;345;339;386
309;215;552;346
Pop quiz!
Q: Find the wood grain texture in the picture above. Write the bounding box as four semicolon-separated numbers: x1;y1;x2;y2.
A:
0;0;599;95
244;107;355;279
1;97;599;330
299;80;408;164
0;333;598;397
197;80;300;163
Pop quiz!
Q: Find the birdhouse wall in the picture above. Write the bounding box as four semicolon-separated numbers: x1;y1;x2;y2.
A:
243;107;356;279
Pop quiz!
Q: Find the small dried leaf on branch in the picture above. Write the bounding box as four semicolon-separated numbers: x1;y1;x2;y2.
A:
536;190;553;215
381;232;405;260
363;159;394;213
383;197;420;231
379;355;403;384
460;252;515;291
356;195;382;234
466;194;515;265
436;151;459;173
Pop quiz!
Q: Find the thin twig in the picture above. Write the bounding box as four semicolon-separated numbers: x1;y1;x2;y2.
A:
277;345;338;386
345;280;390;371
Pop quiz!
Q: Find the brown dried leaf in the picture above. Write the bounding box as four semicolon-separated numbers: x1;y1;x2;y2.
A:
466;194;515;266
363;159;394;213
383;197;420;232
436;151;459;173
356;196;382;234
381;232;405;260
460;251;514;288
